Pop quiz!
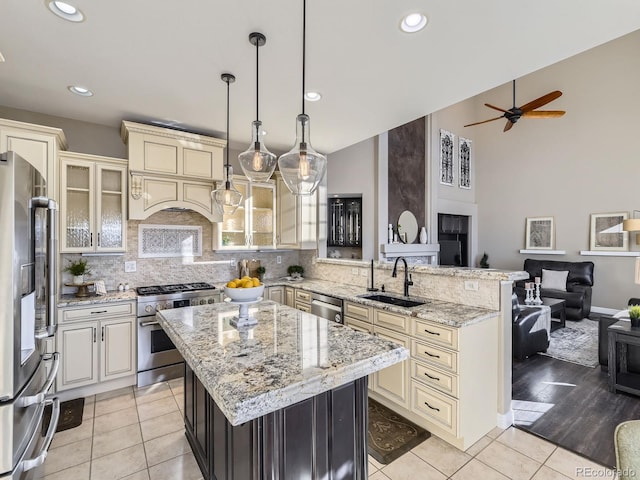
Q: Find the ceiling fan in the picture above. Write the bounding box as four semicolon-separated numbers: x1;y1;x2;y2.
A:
464;80;565;132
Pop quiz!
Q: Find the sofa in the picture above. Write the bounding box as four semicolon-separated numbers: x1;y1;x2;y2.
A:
598;298;640;373
512;293;549;360
514;259;594;320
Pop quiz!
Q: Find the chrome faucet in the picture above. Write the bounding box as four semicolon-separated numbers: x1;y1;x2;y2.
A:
392;256;413;297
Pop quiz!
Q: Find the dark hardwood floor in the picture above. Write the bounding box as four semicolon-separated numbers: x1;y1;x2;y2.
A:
512;354;640;468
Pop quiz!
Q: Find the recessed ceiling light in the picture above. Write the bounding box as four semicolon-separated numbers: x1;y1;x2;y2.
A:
400;13;427;33
68;85;93;97
46;1;85;22
304;91;322;102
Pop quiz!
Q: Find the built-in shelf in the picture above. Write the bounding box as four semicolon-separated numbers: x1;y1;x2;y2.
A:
580;251;640;257
519;249;566;255
380;243;440;258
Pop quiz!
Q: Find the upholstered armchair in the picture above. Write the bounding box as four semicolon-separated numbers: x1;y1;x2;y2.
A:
512;293;550;361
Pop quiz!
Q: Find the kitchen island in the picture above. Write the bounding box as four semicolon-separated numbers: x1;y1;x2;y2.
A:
156;300;408;480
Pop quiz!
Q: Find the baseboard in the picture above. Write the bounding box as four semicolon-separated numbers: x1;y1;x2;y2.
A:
591;306;623;316
497;410;514;429
52;375;136;402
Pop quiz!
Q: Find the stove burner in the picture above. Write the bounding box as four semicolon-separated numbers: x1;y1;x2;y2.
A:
136;282;216;296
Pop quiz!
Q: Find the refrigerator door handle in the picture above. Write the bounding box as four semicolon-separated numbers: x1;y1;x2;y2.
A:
18;352;60;407
21;397;60;472
32;196;58;339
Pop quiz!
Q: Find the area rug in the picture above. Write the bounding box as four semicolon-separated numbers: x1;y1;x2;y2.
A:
42;397;85;434
368;398;430;464
539;318;598;367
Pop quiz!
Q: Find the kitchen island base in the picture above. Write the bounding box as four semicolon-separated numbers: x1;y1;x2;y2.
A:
184;364;369;480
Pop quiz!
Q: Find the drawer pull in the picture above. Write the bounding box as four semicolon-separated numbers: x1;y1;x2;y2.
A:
91;310;108;315
424;329;440;336
424;401;440;412
424;351;440;358
424;372;440;381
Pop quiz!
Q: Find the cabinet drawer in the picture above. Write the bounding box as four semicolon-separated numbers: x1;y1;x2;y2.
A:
411;339;458;373
344;301;371;322
374;310;409;334
296;301;311;313
60;302;134;322
411;381;458;435
411;359;458;397
295;289;311;302
413;319;458;350
345;317;373;334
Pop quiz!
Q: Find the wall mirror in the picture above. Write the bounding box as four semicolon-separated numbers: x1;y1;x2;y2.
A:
398;210;418;244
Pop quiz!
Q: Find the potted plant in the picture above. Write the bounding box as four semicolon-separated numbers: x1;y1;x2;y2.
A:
256;266;266;282
629;305;640;328
287;265;304;279
64;258;92;284
479;252;490;269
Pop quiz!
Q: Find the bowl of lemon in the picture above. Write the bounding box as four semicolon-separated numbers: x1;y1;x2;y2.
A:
224;276;264;302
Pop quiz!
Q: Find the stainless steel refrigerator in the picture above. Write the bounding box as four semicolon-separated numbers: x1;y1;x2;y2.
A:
0;151;60;480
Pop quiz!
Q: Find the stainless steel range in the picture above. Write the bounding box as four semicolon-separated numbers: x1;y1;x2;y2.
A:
136;282;220;387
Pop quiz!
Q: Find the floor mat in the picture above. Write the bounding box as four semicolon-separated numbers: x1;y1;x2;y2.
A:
367;398;430;464
43;397;85;434
539;318;599;367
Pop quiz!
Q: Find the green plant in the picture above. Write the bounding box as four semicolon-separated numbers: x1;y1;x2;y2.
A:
479;252;490;268
287;265;304;276
256;266;266;275
629;305;640;320
64;258;92;276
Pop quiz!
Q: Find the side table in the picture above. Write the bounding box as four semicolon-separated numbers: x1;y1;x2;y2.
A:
608;320;640;395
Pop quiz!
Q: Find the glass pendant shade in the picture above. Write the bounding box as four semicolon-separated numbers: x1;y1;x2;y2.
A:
212;166;243;215
278;114;327;196
238;120;277;182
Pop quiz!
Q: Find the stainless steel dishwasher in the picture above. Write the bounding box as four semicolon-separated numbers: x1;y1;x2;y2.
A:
310;292;343;324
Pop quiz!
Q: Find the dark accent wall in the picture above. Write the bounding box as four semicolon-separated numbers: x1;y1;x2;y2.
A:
388;117;425;234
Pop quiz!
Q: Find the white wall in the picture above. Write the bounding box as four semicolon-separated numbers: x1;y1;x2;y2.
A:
471;30;640;309
327;137;377;260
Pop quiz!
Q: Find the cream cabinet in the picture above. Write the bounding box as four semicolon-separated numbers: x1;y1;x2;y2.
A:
56;301;136;392
275;172;318;249
346;298;498;451
0;118;67;199
294;289;311;313
284;286;295;308
266;286;284;304
214;176;276;250
121;120;225;222
59;152;127;253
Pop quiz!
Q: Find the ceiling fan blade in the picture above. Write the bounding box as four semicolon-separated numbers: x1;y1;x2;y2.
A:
484;103;509;113
519;91;562;113
464;115;504;127
522;110;566;118
503;120;514;132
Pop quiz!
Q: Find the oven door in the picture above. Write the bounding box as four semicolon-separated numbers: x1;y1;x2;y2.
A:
137;318;183;372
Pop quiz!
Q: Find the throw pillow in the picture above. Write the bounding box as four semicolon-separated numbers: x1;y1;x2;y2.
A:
541;269;569;291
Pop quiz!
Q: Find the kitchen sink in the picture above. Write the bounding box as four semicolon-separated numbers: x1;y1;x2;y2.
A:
359;294;426;308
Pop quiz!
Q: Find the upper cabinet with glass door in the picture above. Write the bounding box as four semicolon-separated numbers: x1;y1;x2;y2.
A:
59;152;127;253
214;176;275;251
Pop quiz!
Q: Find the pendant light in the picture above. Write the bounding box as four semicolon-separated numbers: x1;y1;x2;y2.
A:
212;73;243;215
277;0;327;196
238;32;277;182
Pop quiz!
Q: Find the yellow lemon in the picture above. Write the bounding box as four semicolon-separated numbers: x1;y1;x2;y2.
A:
243;279;253;288
233;278;241;284
252;278;260;287
226;281;237;288
242;276;251;280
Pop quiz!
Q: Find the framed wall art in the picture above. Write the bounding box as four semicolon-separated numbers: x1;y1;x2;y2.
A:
439;129;455;186
589;212;628;251
458;137;471;189
525;216;555;250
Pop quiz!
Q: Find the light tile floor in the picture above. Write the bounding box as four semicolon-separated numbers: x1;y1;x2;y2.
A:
36;379;613;480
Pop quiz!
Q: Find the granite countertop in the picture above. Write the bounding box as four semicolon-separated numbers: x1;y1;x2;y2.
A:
57;290;137;308
156;300;408;426
261;279;498;327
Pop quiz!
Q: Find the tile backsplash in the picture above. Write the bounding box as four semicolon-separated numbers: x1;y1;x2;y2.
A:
60;210;300;294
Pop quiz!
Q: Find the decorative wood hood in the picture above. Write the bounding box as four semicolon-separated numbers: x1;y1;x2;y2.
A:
121;121;226;222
